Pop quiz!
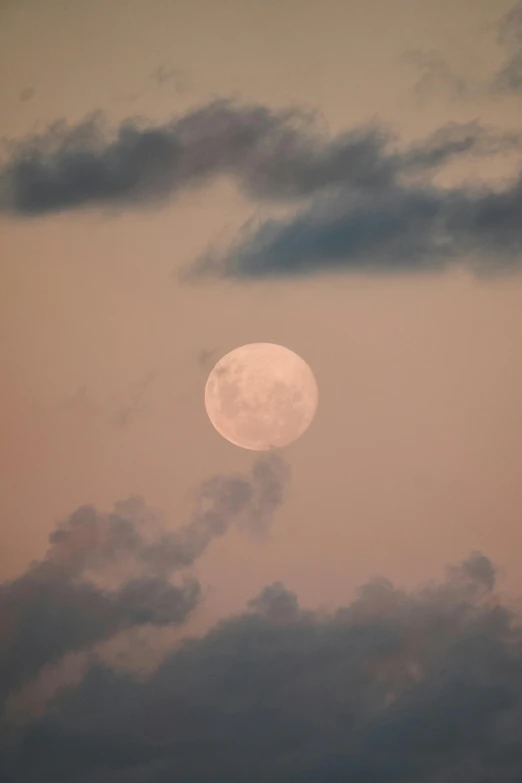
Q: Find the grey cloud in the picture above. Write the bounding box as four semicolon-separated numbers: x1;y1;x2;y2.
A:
447;550;497;593
0;101;387;215
0;454;289;709
0;567;200;707
401;120;522;170
1;97;521;218
187;171;522;279
3;553;522;783
246;580;300;622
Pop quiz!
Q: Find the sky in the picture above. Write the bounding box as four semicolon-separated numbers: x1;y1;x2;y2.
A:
1;0;522;780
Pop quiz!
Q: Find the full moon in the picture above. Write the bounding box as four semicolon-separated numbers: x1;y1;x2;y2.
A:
204;343;319;450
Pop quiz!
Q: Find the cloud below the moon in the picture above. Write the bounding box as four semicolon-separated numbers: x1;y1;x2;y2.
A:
3;550;522;783
0;453;290;717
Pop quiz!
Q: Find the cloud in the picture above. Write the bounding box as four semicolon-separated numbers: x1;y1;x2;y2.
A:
2;97;521;219
150;66;189;93
402;49;472;103
0;100;387;215
492;1;522;95
187;169;522;279
2;552;522;782
404;3;522;103
0;454;289;712
3;95;522;278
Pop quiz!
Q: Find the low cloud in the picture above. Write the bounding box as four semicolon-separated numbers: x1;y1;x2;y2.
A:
2;552;522;782
0;454;289;712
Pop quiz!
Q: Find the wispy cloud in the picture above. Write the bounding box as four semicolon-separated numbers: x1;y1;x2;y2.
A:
403;2;522;103
53;371;157;429
402;49;473;104
491;1;522;95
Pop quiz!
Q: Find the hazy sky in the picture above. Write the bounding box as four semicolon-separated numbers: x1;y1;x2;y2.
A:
2;1;522;781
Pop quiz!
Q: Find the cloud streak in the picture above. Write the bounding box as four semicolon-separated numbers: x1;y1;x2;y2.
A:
2;552;522;782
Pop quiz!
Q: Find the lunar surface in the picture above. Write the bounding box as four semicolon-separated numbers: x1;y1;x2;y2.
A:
204;343;319;450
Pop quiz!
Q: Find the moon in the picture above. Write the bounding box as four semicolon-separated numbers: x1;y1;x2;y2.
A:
204;343;319;450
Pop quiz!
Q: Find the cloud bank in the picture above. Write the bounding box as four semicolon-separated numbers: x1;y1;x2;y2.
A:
2;551;522;782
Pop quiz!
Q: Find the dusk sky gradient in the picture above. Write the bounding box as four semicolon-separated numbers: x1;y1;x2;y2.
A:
2;1;522;781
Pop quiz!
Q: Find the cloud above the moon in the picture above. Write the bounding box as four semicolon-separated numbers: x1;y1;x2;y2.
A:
3;95;522;278
1;4;522;284
0;454;290;715
3;550;522;783
0;99;403;213
1;95;522;214
492;0;522;96
403;3;522;103
187;172;522;279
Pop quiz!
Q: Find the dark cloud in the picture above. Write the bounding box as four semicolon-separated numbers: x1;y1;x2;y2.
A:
0;100;386;215
0;454;289;711
2;553;522;782
1;97;521;219
187;170;522;279
3;95;522;279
